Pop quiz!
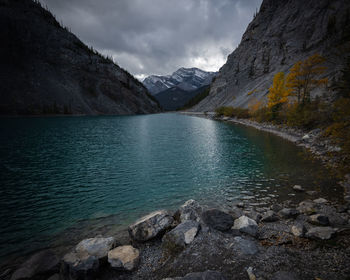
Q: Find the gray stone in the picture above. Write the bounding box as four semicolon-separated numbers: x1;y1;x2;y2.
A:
108;245;140;271
297;201;316;215
278;208;299;219
313;198;327;204
291;224;306;237
61;251;99;280
10;250;59;280
246;267;256;280
233;237;258;255
233;216;258;237
272;271;299;280
309;214;330;226
261;210;279;222
306;227;336;240
75;237;115;260
306;191;317;196
292;185;304;192
176;199;203;223
202;209;234;232
164;270;227;280
128;210;174;242
162;220;200;255
246;210;262;223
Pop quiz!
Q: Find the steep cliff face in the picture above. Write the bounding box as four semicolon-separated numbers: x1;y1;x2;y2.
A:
191;0;350;111
0;0;160;115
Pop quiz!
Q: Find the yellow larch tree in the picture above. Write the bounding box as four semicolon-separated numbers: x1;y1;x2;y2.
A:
267;72;290;109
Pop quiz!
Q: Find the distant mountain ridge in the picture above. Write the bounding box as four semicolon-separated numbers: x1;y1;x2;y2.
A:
0;0;160;115
143;67;217;95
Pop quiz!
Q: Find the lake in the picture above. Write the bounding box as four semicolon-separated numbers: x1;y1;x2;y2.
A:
0;113;342;262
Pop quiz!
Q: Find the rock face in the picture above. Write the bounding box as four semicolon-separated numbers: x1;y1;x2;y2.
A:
108;245;140;271
190;0;350;111
232;216;258;237
162;220;200;256
0;0;160;115
128;210;174;242
10;250;59;280
143;68;217;95
201;209;234;232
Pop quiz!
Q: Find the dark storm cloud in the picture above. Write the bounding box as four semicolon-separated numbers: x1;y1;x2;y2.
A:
40;0;262;78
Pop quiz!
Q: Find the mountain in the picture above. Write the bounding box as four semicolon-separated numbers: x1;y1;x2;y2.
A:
154;85;209;111
190;0;350;111
143;67;217;95
0;0;160;115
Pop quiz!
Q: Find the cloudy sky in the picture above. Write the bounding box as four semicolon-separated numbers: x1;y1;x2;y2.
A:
40;0;262;79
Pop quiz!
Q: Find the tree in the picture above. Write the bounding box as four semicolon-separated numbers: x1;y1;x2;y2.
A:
267;72;290;109
286;54;328;104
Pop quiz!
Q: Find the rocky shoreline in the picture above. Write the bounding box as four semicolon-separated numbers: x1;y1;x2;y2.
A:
4;195;350;280
181;112;350;204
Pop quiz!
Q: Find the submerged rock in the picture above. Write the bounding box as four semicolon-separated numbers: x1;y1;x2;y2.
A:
309;214;330;226
306;227;336;240
128;210;174;242
232;216;258;237
202;209;234;232
11;250;59;280
176;199;203;223
313;198;327;204
164;270;227;280
162;220;200;256
108;245;140;271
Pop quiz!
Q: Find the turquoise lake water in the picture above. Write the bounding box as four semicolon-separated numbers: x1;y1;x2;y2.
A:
0;113;342;261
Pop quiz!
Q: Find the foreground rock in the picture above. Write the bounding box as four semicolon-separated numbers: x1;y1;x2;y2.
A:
306;227;336;240
164;270;227;280
176;199;202;222
128;210;174;242
108;245;140;271
278;208;299;219
61;236;115;279
162;220;200;256
11;250;59;280
261;210;279;222
232;216;258;237
297;201;316;214
202;209;234;232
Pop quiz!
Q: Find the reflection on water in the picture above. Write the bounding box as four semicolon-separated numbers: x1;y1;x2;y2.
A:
0;113;343;262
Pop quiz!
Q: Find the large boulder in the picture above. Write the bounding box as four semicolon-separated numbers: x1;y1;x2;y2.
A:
176;199;203;222
163;270;227;280
61;236;115;280
10;250;59;280
232;216;258;237
162;220;200;256
108;245;140;271
75;237;116;260
128;210;174;242
61;251;99;280
201;209;234;231
305;227;336;240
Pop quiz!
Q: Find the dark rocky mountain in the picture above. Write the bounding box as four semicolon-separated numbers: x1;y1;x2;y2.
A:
155;85;209;111
143;67;216;95
190;0;350;111
0;0;160;115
